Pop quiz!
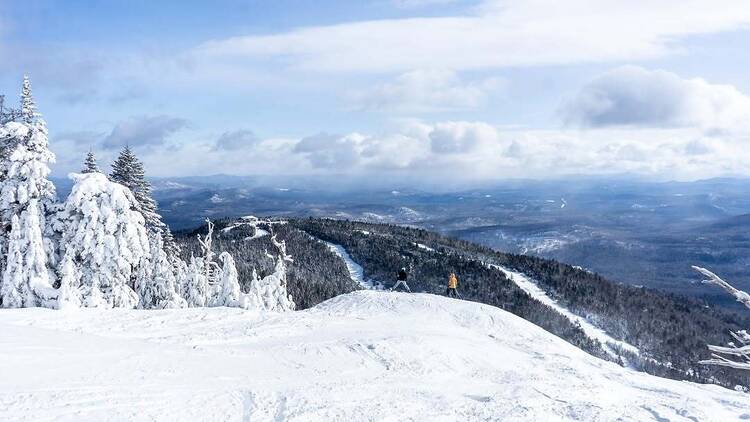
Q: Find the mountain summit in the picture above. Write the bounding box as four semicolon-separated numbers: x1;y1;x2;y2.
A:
1;291;747;421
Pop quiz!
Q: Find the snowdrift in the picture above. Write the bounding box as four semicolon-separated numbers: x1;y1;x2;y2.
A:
1;291;748;421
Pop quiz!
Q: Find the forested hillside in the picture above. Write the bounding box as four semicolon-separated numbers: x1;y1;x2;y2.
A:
175;216;750;389
176;218;360;310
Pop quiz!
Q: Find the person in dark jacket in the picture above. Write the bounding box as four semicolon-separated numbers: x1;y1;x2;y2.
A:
391;267;411;292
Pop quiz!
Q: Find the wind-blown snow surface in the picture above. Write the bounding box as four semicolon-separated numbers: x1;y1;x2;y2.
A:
1;292;748;421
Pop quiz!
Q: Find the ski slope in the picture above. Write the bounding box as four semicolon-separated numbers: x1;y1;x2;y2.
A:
489;264;639;358
323;241;375;289
1;291;748;421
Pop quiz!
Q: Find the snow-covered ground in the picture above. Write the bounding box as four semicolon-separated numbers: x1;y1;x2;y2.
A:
221;216;281;240
490;264;640;358
1;291;748;421
323;241;376;289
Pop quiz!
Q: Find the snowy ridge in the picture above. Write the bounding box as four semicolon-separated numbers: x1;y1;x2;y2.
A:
1;291;748;421
221;216;281;240
488;264;640;358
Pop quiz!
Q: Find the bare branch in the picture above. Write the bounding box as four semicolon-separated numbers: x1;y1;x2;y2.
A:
691;266;750;371
692;266;750;309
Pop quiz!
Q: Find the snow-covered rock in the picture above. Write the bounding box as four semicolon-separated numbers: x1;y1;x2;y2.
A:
0;291;747;421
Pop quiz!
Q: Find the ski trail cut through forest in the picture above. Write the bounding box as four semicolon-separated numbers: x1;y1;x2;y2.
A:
324;241;376;289
487;264;640;359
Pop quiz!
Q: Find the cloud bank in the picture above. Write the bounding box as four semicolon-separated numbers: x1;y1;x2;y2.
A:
193;0;750;72
563;66;750;131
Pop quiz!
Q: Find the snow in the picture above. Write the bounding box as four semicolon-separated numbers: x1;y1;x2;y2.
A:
415;242;436;252
0;291;747;421
324;241;376;289
489;264;640;357
221;217;273;240
244;228;270;240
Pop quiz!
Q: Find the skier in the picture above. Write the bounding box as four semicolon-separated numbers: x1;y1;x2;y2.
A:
391;267;412;292
446;272;460;298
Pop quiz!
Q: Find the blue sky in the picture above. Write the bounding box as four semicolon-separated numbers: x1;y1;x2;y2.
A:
2;0;750;185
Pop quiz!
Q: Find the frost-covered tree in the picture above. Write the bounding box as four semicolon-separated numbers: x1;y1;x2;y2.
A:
184;219;219;307
81;150;101;174
0;77;58;308
197;219;220;283
57;173;149;309
0;205;57;308
162;226;181;264
20;75;37;124
110;146;179;261
692;266;750;370
136;233;186;309
185;256;209;307
212;252;240;307
57;252;82;310
240;235;295;312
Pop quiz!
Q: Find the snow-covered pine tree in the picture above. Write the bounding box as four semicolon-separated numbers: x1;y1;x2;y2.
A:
213;252;240;307
20;75;36;124
57;252;82;310
57;172;149;309
185;256;209;307
110;146;179;261
136;233;186;309
81;150;101;174
0;202;57;307
0;77;58;308
161;226;181;264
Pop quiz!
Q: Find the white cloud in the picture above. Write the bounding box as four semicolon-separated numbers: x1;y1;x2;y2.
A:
348;69;503;112
192;0;750;73
429;121;498;153
48;118;750;184
562;66;750;131
212;130;260;151
101;115;188;150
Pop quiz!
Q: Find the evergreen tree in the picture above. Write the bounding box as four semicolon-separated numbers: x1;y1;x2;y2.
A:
110;146;179;261
57;253;82;310
162;226;181;263
81;150;101;174
20;75;37;124
0;202;56;307
0;77;57;307
136;233;186;309
185;256;209;307
57;173;149;309
213;252;240;307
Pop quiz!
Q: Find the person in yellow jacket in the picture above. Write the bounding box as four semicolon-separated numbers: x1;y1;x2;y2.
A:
446;272;460;298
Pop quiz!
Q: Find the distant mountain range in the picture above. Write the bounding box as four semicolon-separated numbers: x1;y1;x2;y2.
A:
52;174;750;308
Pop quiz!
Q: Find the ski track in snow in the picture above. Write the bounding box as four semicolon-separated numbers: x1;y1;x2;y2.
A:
323;241;375;289
0;291;748;421
488;264;640;357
